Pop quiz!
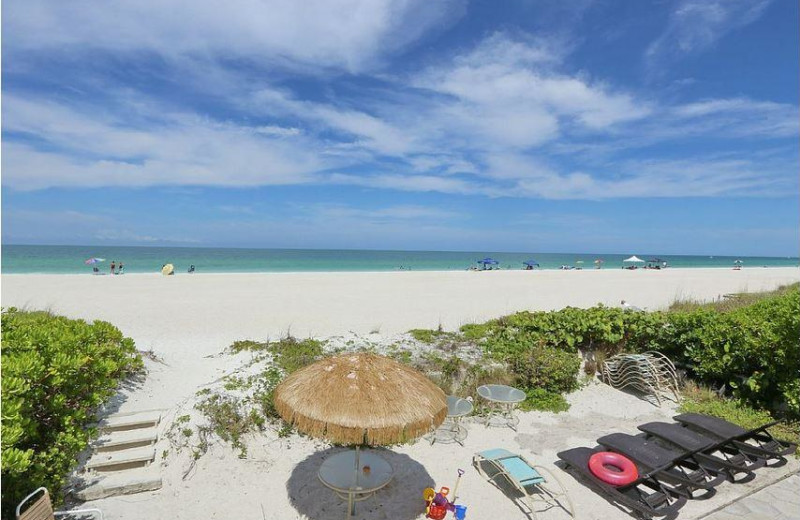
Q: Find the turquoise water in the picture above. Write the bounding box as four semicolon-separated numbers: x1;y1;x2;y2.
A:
1;245;797;274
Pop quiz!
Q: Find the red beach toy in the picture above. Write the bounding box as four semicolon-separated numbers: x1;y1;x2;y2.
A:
588;451;638;486
423;469;466;519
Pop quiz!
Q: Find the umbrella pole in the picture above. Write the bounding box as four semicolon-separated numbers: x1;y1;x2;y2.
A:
348;445;360;518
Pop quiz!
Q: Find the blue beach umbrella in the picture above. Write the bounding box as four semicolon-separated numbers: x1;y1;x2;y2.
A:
477;257;499;266
523;259;539;267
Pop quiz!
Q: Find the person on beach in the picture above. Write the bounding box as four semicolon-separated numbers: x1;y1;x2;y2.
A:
110;260;116;274
118;262;125;275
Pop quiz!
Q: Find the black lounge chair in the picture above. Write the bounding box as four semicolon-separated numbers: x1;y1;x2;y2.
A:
673;413;797;461
558;447;687;519
638;422;765;480
597;433;726;498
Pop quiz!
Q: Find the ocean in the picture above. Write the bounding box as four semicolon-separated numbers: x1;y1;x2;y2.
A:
1;245;797;274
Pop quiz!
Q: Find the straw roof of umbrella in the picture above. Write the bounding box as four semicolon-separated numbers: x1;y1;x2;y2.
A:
274;353;447;446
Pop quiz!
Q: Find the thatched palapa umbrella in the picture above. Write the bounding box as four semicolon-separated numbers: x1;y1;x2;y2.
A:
274;352;447;516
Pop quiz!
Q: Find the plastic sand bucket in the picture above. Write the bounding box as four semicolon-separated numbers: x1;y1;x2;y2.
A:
454;504;467;519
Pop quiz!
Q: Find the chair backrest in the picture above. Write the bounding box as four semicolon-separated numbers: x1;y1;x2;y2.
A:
16;488;55;520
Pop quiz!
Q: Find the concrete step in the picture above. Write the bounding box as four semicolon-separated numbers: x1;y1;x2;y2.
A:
75;467;162;501
99;410;162;432
85;447;155;472
92;427;159;452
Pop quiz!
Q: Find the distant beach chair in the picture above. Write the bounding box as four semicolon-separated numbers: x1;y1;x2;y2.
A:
16;487;104;520
474;448;574;519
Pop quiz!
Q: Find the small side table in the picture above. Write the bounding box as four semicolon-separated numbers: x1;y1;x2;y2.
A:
477;384;526;430
429;395;473;445
318;449;393;519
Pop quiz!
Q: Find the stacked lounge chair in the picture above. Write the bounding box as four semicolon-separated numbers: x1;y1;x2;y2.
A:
557;413;796;519
601;352;680;406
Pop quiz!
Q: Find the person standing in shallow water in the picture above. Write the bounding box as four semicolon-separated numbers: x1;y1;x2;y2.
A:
110;260;116;275
118;262;125;275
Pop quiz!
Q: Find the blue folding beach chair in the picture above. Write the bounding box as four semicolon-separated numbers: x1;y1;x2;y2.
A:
474;448;574;519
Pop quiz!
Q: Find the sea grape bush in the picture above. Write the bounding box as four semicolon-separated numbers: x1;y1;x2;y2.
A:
461;284;799;418
1;309;143;517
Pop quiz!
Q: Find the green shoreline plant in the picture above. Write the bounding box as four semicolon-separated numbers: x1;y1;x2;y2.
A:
411;284;799;421
187;337;324;458
1;308;143;517
191;283;798;458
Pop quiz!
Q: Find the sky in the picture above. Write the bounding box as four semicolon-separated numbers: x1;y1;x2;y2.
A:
2;0;798;256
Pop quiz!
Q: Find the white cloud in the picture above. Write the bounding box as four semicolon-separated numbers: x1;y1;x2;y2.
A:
5;0;465;73
670;98;799;138
2;209;200;245
254;125;302;137
1;94;328;190
251;87;417;156
413;33;651;150
646;0;772;71
2;29;796;202
509;157;794;199
311;204;459;221
93;230;201;244
327;173;488;196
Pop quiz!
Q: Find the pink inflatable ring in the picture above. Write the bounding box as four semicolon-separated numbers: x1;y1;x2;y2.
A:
588;451;639;486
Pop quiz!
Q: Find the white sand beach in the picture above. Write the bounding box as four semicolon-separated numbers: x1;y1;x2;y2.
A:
2;267;798;520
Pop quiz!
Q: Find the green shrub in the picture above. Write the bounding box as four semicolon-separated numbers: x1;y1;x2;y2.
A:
229;339;267;353
267;337;324;374
459;323;491;341
1;309;142;517
483;306;629;357
668;283;797;313
463;284;799;419
690;287;799;415
508;346;581;394
409;329;442;343
520;389;570;413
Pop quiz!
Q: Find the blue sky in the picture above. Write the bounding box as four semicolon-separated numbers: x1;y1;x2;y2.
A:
2;0;798;256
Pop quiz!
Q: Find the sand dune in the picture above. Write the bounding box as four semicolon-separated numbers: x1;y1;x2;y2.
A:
3;267;798;519
3;268;798;410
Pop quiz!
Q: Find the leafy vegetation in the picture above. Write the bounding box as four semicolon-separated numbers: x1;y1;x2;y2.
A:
1;309;143;517
195;283;799;458
679;383;799;446
411;283;799;419
667;283;797;313
409;329;447;343
189;337;324;457
520;389;570;413
509;346;581;394
266;337;324;374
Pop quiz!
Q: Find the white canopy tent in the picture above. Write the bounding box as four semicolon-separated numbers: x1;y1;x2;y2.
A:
623;255;645;263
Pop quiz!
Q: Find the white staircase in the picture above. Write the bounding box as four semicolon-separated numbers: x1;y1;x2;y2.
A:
75;410;165;500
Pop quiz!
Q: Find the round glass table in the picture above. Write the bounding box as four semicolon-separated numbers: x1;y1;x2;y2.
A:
429;395;473;445
476;384;526;430
318;449;394;518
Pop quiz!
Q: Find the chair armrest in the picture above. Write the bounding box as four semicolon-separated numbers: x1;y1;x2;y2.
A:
54;508;105;519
